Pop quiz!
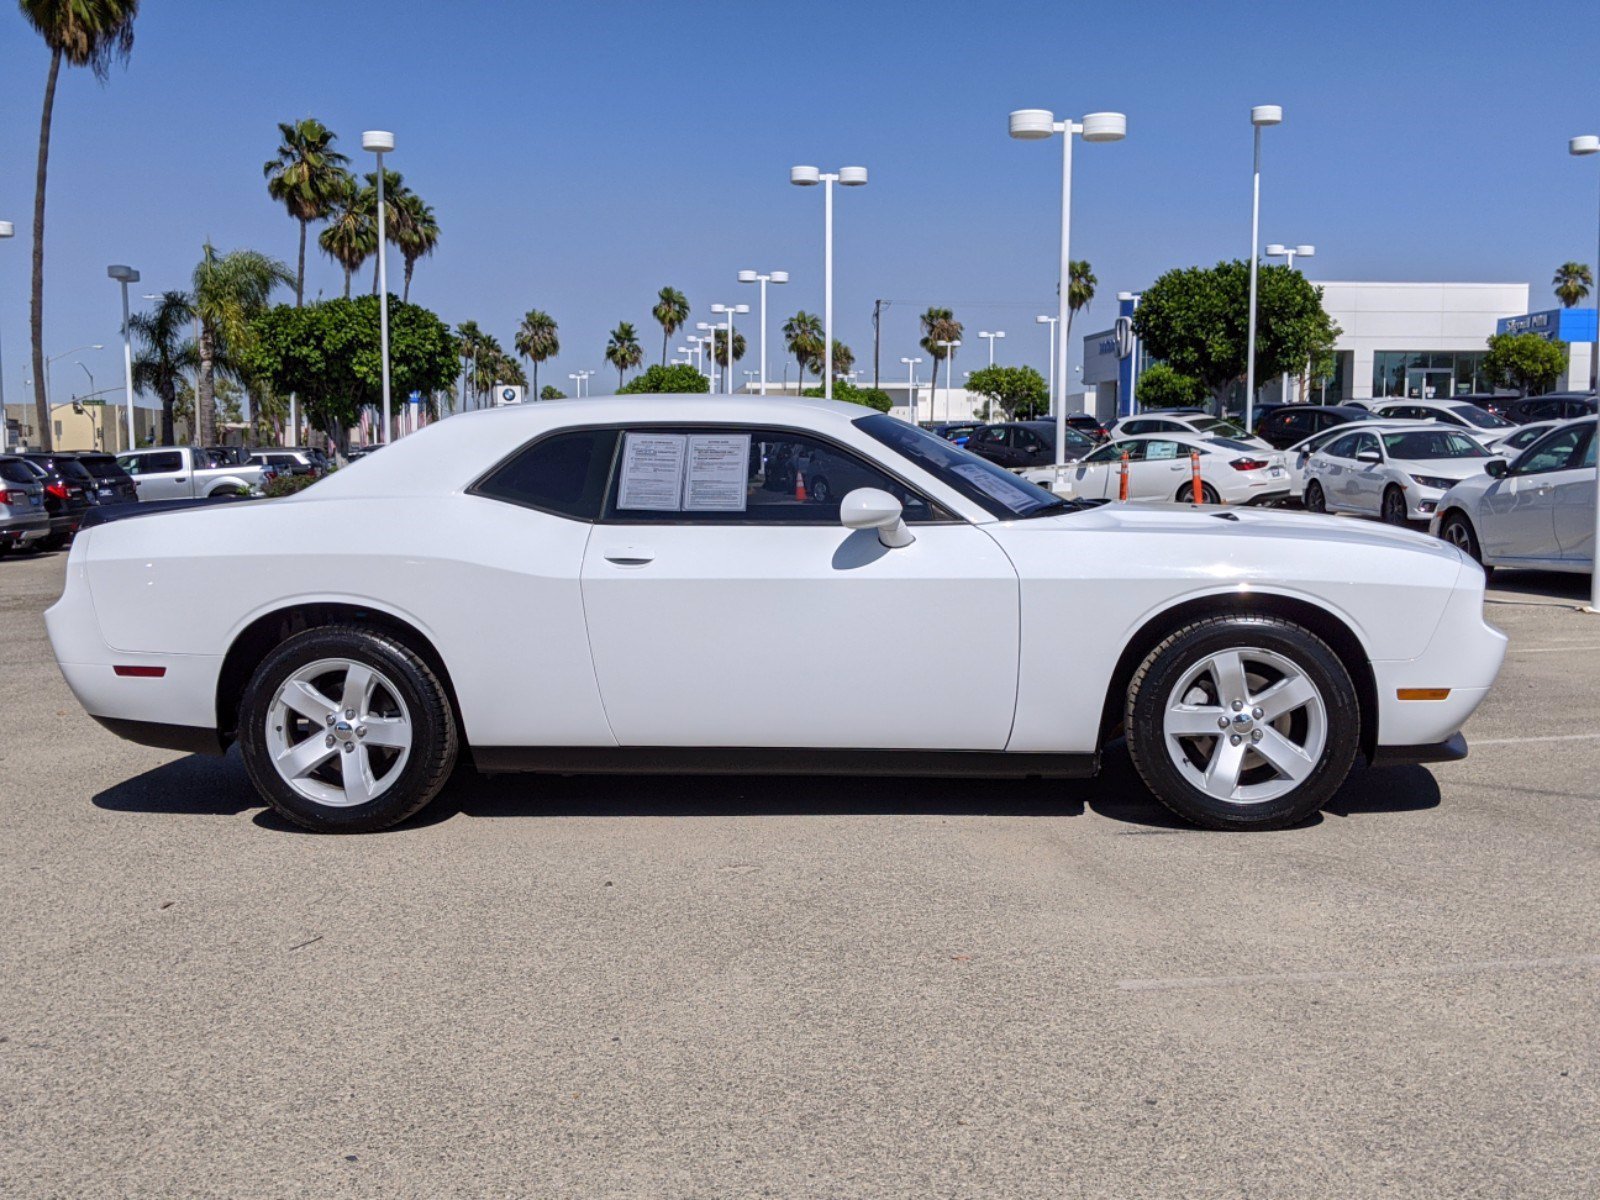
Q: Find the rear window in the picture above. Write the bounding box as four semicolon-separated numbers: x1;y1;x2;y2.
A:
473;428;619;521
0;460;36;484
78;455;123;476
1450;406;1510;429
56;458;94;481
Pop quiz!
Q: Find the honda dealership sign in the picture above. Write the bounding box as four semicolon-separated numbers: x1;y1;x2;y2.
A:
1113;316;1135;359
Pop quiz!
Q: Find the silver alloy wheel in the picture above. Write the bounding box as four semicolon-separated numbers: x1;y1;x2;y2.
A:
1162;647;1327;806
1443;518;1473;555
265;657;413;808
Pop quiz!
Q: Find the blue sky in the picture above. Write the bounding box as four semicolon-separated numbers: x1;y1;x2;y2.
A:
1;0;1597;407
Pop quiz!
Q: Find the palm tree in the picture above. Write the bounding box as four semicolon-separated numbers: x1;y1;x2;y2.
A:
318;175;373;298
191;244;291;446
468;332;507;398
605;322;643;388
456;320;488;409
827;339;854;379
711;328;747;373
513;310;560;399
1064;259;1097;343
22;0;140;451
394;192;439;303
652;286;690;365
129;291;196;445
360;169;413;294
918;307;964;400
1553;262;1593;308
783;311;824;393
263;118;349;306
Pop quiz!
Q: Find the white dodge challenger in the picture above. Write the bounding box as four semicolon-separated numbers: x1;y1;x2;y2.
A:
47;396;1507;833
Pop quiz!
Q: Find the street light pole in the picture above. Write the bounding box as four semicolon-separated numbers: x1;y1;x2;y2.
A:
1035;315;1058;414
979;329;1005;367
710;303;751;395
1264;243;1315;405
1010;108;1126;465
1568;133;1600;614
900;356;921;423
0;221;11;452
363;131;396;442
936;339;961;421
739;270;788;395
1244;105;1282;436
790;165;867;400
695;322;718;392
107;265;140;450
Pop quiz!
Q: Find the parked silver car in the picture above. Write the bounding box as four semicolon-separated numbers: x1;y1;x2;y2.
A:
0;455;51;554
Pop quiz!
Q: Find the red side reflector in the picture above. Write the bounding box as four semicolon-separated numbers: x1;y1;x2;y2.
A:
113;665;167;678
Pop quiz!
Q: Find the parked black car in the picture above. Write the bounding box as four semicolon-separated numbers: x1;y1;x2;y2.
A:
1500;393;1597;425
1254;404;1375;450
1063;412;1111;443
71;452;140;505
966;421;1097;469
1450;392;1521;419
18;453;94;550
927;422;983;446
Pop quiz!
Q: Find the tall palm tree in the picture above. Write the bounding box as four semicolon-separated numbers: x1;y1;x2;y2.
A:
129;290;196;445
191;244;291;446
394;192;439;303
826;339;854;379
263;118;349;306
361;168;412;294
1553;262;1593;308
22;0;140;451
1064;259;1097;344
783;311;824;394
652;286;690;365
918;307;964;399
456;320;488;409
711;328;747;372
468;332;507;398
514;310;560;398
318;175;373;298
605;322;643;388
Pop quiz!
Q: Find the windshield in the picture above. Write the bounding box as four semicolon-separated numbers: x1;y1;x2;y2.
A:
1381;430;1488;460
855;414;1072;519
1193;417;1250;438
1451;405;1511;429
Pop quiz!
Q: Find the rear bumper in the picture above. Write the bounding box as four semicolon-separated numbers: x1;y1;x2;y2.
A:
1;515;50;545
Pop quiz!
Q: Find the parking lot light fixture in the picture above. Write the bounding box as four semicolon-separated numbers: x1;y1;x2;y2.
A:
1010;108;1126;465
695;322;719;392
1034;315;1059;414
1569;133;1600;613
1244;105;1282;437
362;131;395;441
1263;242;1314;405
709;303;751;396
739;269;787;395
936;339;961;421
0;221;11;451
979;329;1006;367
107;265;140;451
900;356;923;423
791;165;867;400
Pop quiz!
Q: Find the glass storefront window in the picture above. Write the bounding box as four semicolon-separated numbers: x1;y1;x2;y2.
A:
1371;350;1491;398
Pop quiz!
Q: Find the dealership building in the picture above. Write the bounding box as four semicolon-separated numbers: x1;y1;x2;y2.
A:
1082;280;1596;419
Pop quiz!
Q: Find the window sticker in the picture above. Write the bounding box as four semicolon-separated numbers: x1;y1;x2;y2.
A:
617;433;688;510
683;434;751;512
948;462;1046;507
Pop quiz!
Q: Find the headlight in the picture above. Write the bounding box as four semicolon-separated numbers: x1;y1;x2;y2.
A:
1409;474;1455;491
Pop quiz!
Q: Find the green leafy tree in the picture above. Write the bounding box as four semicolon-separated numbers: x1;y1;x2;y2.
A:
318;175;373;299
22;0;140;450
783;311;824;392
605;322;644;388
1132;260;1339;410
513;309;560;399
129;290;197;445
394;192;439;303
965;364;1049;420
192;244;292;445
539;385;566;401
618;363;712;394
263;118;350;306
1134;362;1207;409
919;307;964;400
1483;332;1568;396
800;380;892;412
1553;262;1593;308
651;286;690;365
243;296;460;446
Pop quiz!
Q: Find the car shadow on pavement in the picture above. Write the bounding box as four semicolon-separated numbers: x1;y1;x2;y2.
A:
1486;570;1590;605
91;746;260;818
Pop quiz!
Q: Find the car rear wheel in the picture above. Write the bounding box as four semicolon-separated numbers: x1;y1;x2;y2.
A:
1304;480;1327;513
1124;615;1360;830
1381;486;1409;525
239;626;458;833
810;475;832;504
1175;482;1221;505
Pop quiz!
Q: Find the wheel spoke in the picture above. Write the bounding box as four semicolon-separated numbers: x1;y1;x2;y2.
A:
279;679;336;724
1253;673;1318;723
339;745;377;805
277;735;337;780
340;663;376;718
1203;735;1248;796
1252;727;1318;783
360;715;410;749
1208;651;1250;707
1167;705;1228;737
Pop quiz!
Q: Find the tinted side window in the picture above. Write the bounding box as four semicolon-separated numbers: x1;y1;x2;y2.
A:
1322;433;1361;458
0;460;35;485
474;428;619;521
1511;426;1588;476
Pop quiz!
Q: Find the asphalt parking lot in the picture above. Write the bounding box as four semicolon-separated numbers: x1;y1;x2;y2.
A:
2;549;1597;1199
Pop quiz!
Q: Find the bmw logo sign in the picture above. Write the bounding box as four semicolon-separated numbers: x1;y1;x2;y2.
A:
502;388;516;402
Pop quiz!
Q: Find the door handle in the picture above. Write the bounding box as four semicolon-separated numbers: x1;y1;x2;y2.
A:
604;547;655;566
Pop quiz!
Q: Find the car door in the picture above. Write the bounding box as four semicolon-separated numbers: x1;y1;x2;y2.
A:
1129;438;1189;498
580;424;1020;749
1014;428;1047;467
1348;431;1392;513
1309;432;1362;510
1551;425;1596;566
1065;443;1123;499
1478;424;1586;562
968;425;1012;467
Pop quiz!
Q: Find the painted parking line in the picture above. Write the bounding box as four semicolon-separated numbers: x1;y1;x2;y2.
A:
1507;645;1600;654
1468;733;1600;746
1118;954;1600;992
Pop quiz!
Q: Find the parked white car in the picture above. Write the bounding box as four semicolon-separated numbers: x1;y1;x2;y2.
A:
1303;424;1504;523
49;396;1505;834
1367;400;1514;446
1484;419;1561;459
1107;411;1272;451
1281;419;1432;502
1024;433;1289;506
117;446;268;500
1431;417;1595;574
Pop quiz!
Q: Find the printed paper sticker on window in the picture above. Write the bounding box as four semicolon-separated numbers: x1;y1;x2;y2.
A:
617;433;688;510
683;434;751;511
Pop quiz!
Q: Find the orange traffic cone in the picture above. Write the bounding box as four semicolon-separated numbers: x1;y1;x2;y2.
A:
1118;452;1130;501
794;470;808;502
1191;451;1204;503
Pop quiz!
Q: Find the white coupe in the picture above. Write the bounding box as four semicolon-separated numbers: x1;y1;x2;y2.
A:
48;396;1506;833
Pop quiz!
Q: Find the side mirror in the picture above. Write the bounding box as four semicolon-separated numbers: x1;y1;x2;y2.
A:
1485;458;1509;478
1355;450;1382;465
840;487;915;549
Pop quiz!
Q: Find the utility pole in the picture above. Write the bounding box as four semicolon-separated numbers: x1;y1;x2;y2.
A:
872;298;884;390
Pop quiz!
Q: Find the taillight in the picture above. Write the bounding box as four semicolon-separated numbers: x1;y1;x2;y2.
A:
2;489;24;505
45;481;69;500
1229;457;1270;472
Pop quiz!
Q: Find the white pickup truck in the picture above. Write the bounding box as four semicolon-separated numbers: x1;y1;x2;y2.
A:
116;447;269;501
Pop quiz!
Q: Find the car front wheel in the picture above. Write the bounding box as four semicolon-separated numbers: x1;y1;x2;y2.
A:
239;626;458;833
1124;615;1360;830
1440;510;1484;565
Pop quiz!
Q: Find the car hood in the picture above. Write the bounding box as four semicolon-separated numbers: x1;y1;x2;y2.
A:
1388;457;1501;479
1005;501;1462;560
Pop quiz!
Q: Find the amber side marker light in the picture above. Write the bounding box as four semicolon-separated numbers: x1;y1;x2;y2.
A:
113;665;166;678
1397;688;1450;701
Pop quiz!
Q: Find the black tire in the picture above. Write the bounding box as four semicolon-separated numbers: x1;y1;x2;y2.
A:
38;532;67;552
810;475;832;504
1175;482;1221;505
1124;615;1361;831
1381;486;1409;525
1439;510;1493;578
1303;480;1327;514
239;625;458;833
